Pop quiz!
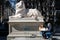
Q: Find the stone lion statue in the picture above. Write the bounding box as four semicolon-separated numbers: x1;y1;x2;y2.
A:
27;8;42;18
10;0;43;19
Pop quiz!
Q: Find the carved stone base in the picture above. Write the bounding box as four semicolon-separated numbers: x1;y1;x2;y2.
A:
7;16;44;40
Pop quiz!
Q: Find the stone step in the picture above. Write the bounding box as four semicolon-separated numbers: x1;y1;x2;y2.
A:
7;31;44;40
14;38;51;40
52;36;60;40
53;33;60;36
12;31;40;34
8;31;42;37
7;31;51;40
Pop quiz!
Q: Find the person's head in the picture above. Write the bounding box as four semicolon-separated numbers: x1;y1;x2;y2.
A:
47;23;51;27
41;25;43;28
39;25;43;28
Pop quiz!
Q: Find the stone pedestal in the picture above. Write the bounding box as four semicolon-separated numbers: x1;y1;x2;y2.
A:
7;17;51;40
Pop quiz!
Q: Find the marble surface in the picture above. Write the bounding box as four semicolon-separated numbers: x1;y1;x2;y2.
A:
8;31;42;37
9;17;44;22
14;38;41;40
14;38;50;40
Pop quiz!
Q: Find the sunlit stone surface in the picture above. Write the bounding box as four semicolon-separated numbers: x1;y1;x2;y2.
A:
10;1;26;18
9;0;43;19
7;37;51;40
27;8;42;18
